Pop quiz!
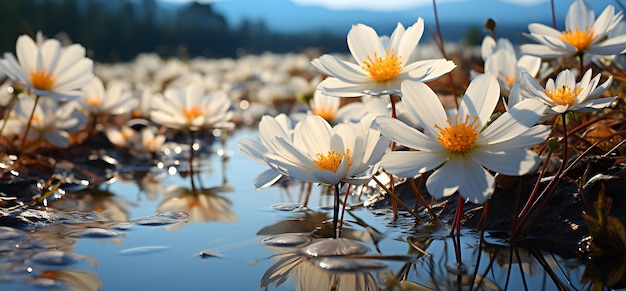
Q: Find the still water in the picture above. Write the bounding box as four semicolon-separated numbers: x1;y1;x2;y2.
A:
1;128;588;291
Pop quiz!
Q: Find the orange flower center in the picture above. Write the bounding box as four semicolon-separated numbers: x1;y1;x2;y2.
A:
435;114;480;153
544;85;582;106
30;69;55;90
313;149;352;172
181;106;203;121
505;75;516;87
311;106;337;123
361;49;402;83
560;27;596;51
86;98;102;106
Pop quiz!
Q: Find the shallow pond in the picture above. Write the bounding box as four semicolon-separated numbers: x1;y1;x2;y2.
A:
0;128;592;291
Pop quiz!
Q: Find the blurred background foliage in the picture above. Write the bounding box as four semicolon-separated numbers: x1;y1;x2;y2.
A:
0;0;347;62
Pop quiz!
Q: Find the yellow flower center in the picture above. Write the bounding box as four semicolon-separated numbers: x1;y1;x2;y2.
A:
313;149;352;172
544;85;583;106
560;27;596;51
311;106;337;123
361;49;402;83
30;70;55;90
435;114;480;153
181;106;203;121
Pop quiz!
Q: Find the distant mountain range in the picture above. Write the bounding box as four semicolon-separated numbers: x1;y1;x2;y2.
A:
204;0;613;38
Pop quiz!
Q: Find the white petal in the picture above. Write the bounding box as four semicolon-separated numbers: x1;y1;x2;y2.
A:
395;18;423;65
373;116;442;151
482;124;550;152
425;158;462;199
470;149;540;176
478;98;546;145
457;159;495;204
314;55;370;84
404;59;456;82
527;23;562;38
237;139;267;164
572;97;617;111
317;77;371;97
520;43;566;59
265;153;315;183
566;0;594;30
459;73;499;127
380;151;447;178
253;169;283;190
294;115;332;156
481;35;496;60
586;34;626;55
312;170;341;185
347;23;384;66
400;80;447;134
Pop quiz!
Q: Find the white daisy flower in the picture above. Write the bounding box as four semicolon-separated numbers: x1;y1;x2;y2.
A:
78;77;137;115
263;115;390;186
311;18;456;97
0;32;93;101
13;96;87;148
481;36;541;96
373;75;550;204
518;68;615;116
520;0;626;58
151;83;234;131
238;114;294;189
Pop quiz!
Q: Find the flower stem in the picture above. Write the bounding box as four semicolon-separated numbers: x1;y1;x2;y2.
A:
188;130;197;193
389;94;398;218
432;0;459;109
450;194;464;236
337;184;351;235
333;183;340;239
409;177;437;218
0;93;18;137
550;0;557;29
19;94;40;154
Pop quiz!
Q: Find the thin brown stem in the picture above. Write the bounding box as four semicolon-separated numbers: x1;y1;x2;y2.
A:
450;194;464;236
337;184;351;235
389;94;398;218
409;177;437;218
19;95;40;154
550;0;557;29
432;0;459;109
188;130;197;193
333;183;340;239
372;176;419;218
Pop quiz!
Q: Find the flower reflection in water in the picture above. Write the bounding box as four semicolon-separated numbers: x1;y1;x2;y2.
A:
257;205;391;290
0;225;102;291
260;236;387;291
157;184;237;229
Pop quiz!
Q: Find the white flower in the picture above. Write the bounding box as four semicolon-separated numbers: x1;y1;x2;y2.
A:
481;36;541;96
518;68;615;116
311;18;455;97
520;0;626;58
238;114;294;189
373;75;550;204
78;77;137;115
263;115;390;185
13;96;87;148
151;83;234;131
0;32;93;101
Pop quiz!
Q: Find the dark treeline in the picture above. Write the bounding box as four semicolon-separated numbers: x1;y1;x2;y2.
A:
0;0;347;62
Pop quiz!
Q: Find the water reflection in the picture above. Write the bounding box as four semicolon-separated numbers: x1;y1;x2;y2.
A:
260;236;386;290
157;184;237;228
0;225;102;291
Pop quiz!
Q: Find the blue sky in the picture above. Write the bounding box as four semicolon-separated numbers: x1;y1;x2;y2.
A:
160;0;616;35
